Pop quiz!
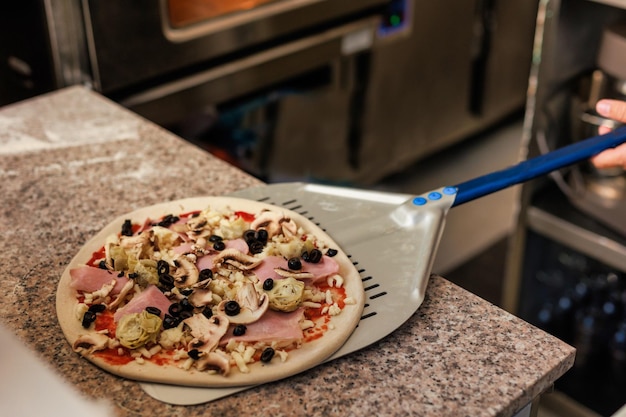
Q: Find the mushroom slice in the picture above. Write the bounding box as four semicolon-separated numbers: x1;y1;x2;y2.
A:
107;279;135;310
251;210;299;238
172;254;199;288
250;210;282;237
212;249;262;270
217;283;269;324
119;230;151;248
274;268;315;280
188;288;213;308
185;215;208;232
73;333;111;355
183;314;229;353
278;217;298;237
196;350;231;375
192;278;212;289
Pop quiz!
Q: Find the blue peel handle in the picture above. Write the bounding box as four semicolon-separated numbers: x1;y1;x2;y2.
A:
450;127;626;207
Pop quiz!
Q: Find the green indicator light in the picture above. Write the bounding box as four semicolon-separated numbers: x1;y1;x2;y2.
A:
390;14;401;26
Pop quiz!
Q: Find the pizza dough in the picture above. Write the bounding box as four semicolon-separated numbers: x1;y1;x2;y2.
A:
56;196;364;387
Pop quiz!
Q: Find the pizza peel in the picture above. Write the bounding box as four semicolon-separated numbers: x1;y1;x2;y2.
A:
140;127;626;404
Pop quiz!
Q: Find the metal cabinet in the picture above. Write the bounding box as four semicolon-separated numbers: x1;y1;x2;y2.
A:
504;1;626;415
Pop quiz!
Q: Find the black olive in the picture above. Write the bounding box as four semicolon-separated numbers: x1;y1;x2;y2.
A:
306;249;323;264
180;288;193;296
168;303;182;316
233;324;247;336
98;260;107;270
256;229;268;243
213;241;226;251
202;308;213;319
157;214;180;228
128;272;138;280
81;311;97;328
117;271;124;278
157;272;172;285
287;257;302;270
224;301;241;316
263;278;274;291
260;347;275;363
180;298;194;311
157;260;170;275
121;219;133;236
243;229;256;243
163;314;179;329
179;310;193;320
209;235;223;243
326;248;338;257
249;240;264;254
145;306;161;317
199;269;213;280
188;349;201;360
88;304;106;313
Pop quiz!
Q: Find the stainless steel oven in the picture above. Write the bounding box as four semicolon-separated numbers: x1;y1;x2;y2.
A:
81;0;389;93
32;0;414;182
2;1;537;185
39;0;403;169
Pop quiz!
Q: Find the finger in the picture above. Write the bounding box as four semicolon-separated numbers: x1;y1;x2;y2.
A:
591;143;626;169
598;125;612;135
596;99;626;123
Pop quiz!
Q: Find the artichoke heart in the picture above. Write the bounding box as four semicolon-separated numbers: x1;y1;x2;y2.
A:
108;244;129;271
116;310;162;349
132;259;159;287
267;277;305;312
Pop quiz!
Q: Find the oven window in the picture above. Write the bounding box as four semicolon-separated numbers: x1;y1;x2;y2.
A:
167;0;286;28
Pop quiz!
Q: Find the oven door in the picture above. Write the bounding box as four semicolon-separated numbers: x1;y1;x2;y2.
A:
81;0;389;94
119;15;381;183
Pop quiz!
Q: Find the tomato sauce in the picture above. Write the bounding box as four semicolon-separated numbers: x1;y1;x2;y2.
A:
87;247;106;267
150;352;174;366
95;310;117;338
94;348;134;365
301;283;348;343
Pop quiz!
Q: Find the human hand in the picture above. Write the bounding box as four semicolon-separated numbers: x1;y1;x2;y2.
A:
591;99;626;170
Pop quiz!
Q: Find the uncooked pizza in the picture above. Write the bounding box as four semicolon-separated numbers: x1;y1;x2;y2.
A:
56;196;364;387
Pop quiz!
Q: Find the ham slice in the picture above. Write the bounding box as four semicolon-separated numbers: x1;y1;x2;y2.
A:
220;308;304;345
172;242;193;255
252;256;287;283
113;284;171;322
301;256;340;282
69;266;129;295
253;255;340;284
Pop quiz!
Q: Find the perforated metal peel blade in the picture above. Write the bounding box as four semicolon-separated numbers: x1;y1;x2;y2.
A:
140;183;456;404
141;127;626;404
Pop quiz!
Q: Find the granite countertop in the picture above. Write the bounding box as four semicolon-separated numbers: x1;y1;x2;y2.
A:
0;87;575;417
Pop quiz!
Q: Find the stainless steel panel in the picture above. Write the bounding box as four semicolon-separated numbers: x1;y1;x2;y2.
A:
354;0;539;184
120;17;378;127
526;206;626;272
81;0;388;93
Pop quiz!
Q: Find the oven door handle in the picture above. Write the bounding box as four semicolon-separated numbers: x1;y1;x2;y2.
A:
120;17;379;126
